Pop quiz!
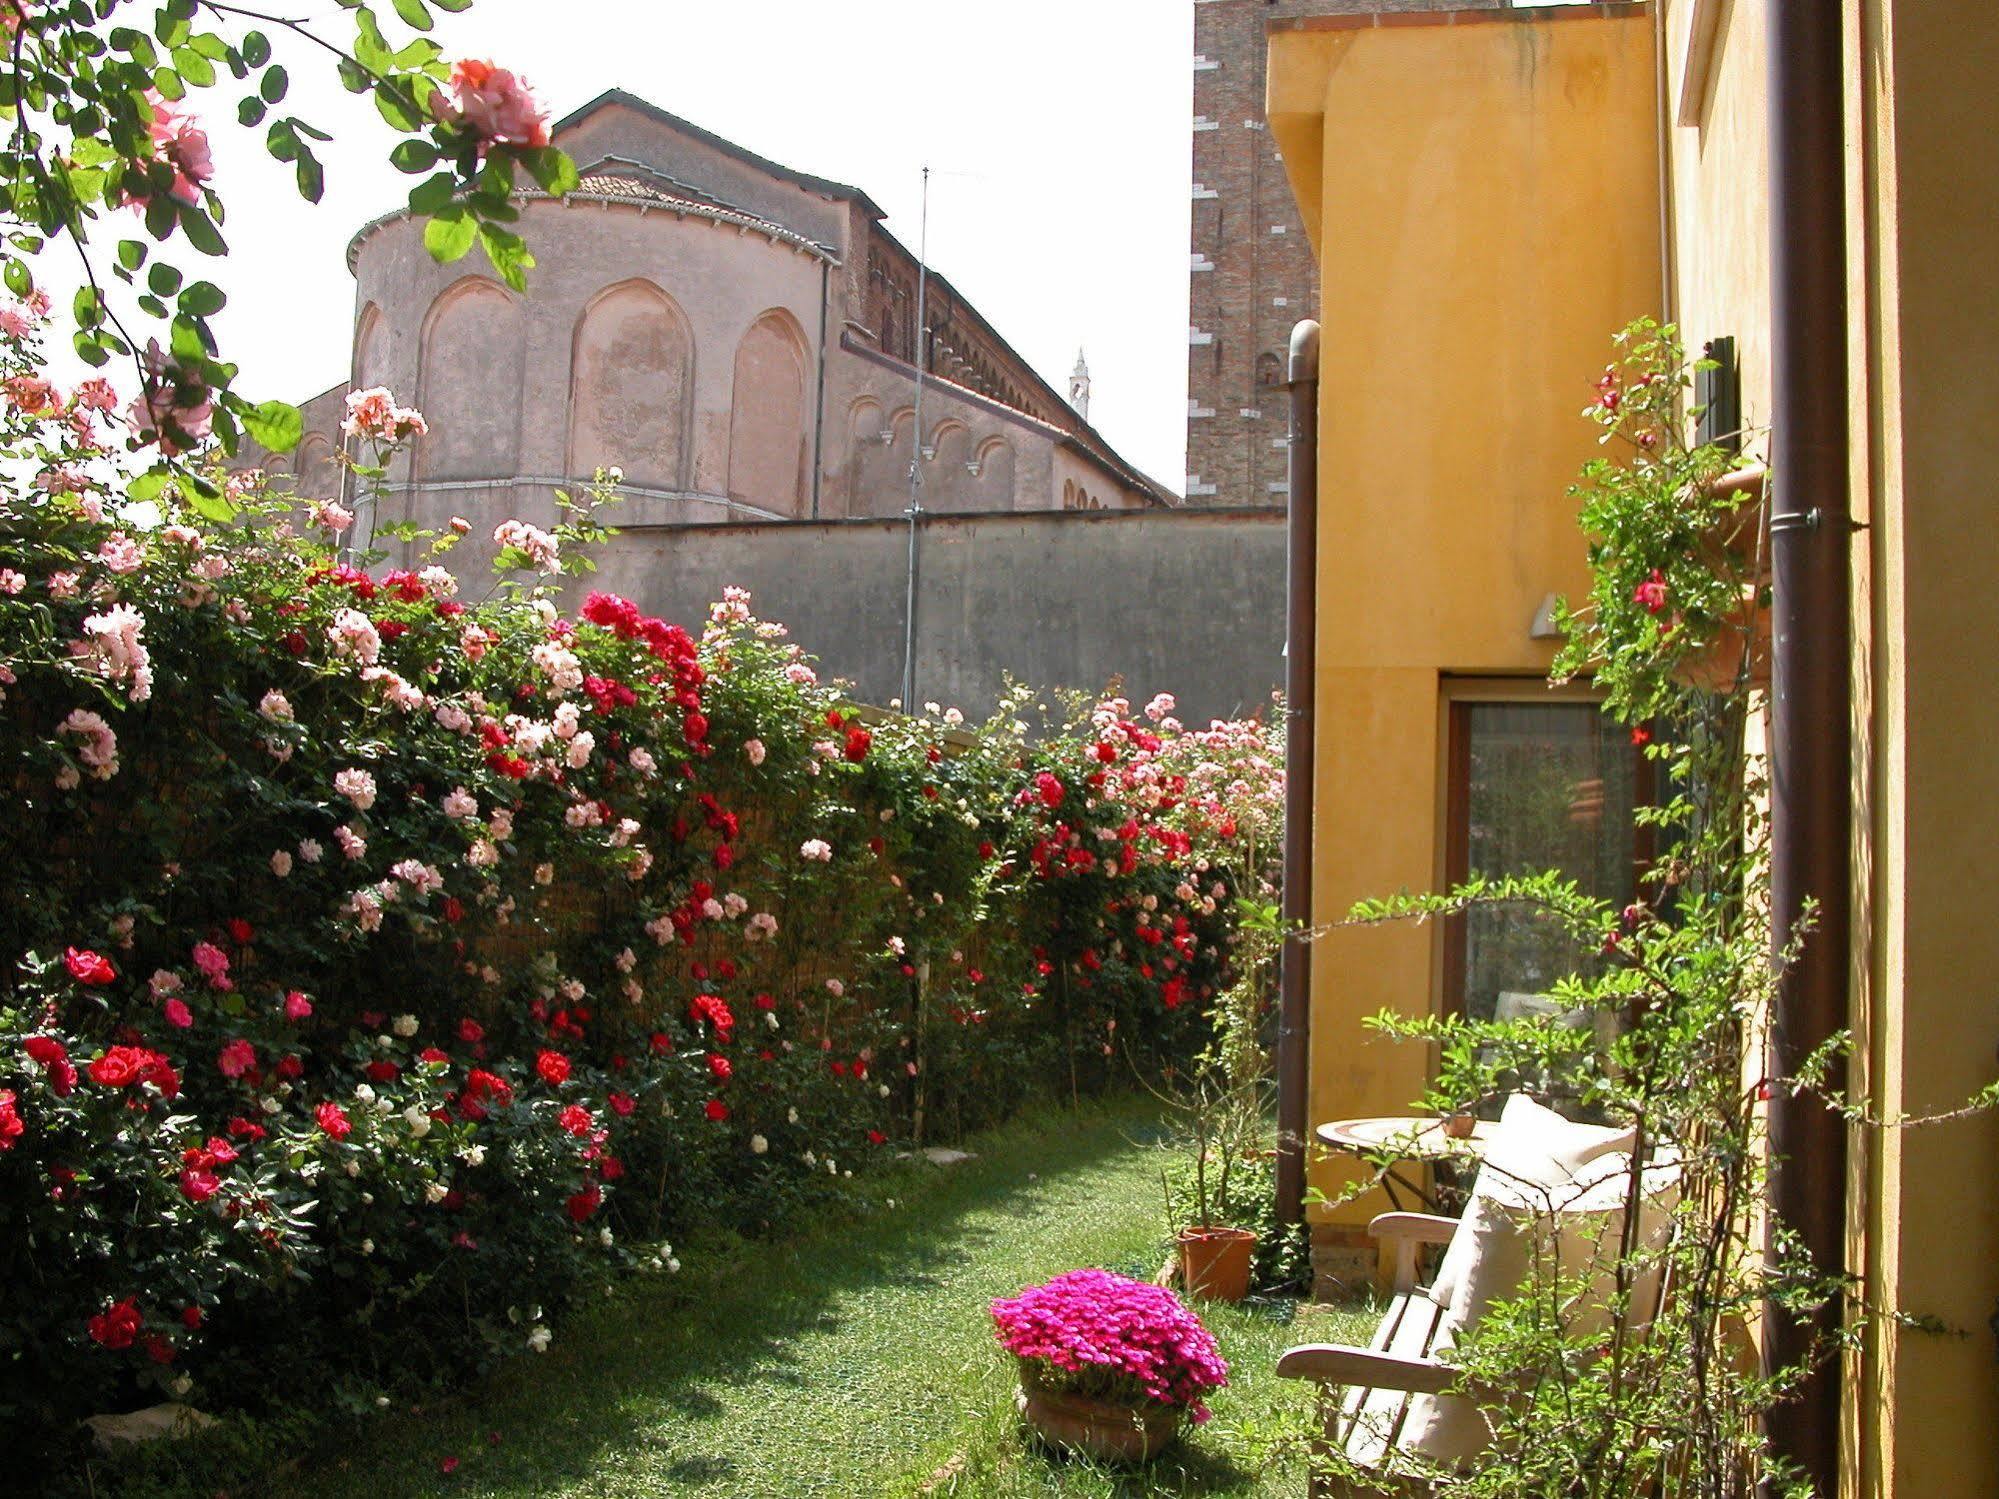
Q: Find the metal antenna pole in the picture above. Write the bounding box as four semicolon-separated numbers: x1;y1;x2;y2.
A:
899;165;929;712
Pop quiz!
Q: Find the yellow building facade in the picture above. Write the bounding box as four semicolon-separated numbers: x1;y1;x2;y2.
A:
1270;3;1999;1494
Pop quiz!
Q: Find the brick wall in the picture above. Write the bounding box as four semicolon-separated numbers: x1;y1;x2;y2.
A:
1186;0;1501;506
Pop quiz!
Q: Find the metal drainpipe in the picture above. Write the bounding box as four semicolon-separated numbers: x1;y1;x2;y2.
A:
1275;318;1320;1225
1763;1;1852;1491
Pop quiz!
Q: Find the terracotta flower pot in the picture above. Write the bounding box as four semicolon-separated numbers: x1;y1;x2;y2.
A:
1016;1383;1181;1464
1672;582;1772;693
1176;1225;1257;1302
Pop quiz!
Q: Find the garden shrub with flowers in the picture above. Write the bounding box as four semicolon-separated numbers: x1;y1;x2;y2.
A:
990;1268;1230;1423
0;294;1280;1456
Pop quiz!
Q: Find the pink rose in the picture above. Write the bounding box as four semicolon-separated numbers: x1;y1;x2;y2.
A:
434;60;550;150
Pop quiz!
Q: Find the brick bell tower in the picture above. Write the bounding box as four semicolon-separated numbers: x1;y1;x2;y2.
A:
1186;0;1323;507
1188;2;1492;506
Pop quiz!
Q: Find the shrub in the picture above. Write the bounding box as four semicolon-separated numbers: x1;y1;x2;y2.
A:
0;309;1280;1455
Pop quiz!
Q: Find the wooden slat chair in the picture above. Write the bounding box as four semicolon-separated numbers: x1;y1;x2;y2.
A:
1277;1207;1678;1497
1276;1211;1461;1498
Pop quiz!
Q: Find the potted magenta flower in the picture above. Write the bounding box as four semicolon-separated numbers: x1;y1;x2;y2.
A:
990;1268;1229;1463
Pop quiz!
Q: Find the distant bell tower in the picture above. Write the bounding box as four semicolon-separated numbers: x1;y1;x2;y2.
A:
1068;349;1092;422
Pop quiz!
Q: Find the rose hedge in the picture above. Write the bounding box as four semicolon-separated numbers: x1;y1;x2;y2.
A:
0;325;1282;1452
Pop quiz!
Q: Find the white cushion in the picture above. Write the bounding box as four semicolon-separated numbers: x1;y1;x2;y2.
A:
1398;1096;1678;1466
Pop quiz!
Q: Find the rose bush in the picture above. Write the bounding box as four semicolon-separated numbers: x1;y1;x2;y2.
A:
0;302;1279;1455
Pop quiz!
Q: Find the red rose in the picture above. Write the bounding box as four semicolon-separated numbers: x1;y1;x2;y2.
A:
705;1053;731;1082
314;1101;351;1140
365;1060;400;1083
535;1049;571;1086
216;1039;257;1079
607;1091;635;1117
178;1166;221;1202
227;918;255;945
867;1129;886;1146
703;1098;728;1123
558;1103;592;1135
0;1090;22;1152
1035;772;1065;808
143;1334;176;1365
63;947;116;986
180;1306;203;1330
87;1297;143;1350
565;1184;602;1222
457;1018;485;1044
843;727;872;762
24;1035;76;1097
281;630;308;656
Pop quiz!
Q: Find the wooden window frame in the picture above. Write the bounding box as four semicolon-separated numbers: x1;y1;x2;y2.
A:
1433;679;1655;1023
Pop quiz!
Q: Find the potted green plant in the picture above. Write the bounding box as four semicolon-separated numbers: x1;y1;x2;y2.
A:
991;1268;1228;1463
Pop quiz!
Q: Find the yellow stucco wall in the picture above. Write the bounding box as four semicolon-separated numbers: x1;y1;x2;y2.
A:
1268;7;1662;1230
1844;3;1999;1494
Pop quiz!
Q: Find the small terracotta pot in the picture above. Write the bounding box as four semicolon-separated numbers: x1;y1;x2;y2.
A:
1176;1225;1257;1302
1441;1112;1477;1140
1672;583;1772;693
1016;1383;1181;1463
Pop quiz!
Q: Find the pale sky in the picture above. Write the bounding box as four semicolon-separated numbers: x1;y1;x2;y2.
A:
101;0;1197;488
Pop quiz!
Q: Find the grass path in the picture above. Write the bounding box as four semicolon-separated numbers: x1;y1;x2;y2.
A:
265;1096;1368;1498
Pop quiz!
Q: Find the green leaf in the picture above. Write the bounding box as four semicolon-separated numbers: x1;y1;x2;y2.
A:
188;31;229;61
265;119;298;162
389;138;437;173
177;203;227;256
521;147;579;198
4;258;31;297
337;58;370;94
184;473;238;524
354;10;393;73
242;30;271;67
72;285;101;327
242;399;303;454
169;315;207;361
296;153;325;204
260;64;287;104
171;46;215;88
422;204;475;263
179;280;225;317
73;331;111;367
477;221;534;293
116;239;148;271
431;0;472;9
374;82;420;131
128;470;169;503
148;261;182;296
237;95;266;128
152;67;185;102
392;0;433;29
406;170;456;216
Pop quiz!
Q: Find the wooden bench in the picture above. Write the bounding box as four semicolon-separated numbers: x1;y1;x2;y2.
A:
1276;1211;1461;1497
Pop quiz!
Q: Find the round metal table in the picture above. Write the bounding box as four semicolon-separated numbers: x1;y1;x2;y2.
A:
1315;1115;1499;1211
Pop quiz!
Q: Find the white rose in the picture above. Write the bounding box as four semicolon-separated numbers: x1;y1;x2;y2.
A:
750;1134;769;1155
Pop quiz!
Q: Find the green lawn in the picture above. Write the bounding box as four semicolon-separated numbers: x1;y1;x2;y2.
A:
112;1097;1374;1497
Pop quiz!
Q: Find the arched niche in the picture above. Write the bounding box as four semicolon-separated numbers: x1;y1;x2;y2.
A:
415;277;524;483
352;302;388;393
975;436;1016;508
727;309;810;516
566;280;693;490
296;433;338;500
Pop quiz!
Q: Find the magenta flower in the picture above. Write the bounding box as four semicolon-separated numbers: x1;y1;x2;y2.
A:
991;1268;1228;1421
